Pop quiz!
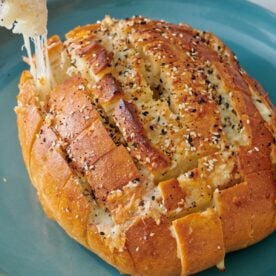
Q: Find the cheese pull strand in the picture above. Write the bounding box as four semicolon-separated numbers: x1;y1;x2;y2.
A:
0;0;53;95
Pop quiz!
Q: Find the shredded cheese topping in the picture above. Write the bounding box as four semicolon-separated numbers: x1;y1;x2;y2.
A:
0;0;52;94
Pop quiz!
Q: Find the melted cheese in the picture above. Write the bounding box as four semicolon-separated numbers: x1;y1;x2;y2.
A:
0;0;52;95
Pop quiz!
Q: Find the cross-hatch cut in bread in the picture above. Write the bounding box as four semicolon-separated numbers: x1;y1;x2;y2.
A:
16;16;276;276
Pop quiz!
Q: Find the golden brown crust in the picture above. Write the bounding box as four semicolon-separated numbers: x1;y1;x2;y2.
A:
16;72;43;170
30;124;73;210
86;145;140;200
16;16;276;276
125;217;181;276
57;176;91;246
214;170;276;253
68;118;116;172
76;40;112;74
95;73;123;104
172;208;225;275
159;179;186;213
213;182;253;251
46;75;100;142
113;99;170;173
245;170;275;243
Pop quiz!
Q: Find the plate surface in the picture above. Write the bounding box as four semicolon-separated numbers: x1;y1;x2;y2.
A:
0;0;275;275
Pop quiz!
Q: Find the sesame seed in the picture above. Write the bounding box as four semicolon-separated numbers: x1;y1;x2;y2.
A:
80;105;86;112
89;165;95;170
204;158;217;172
172;66;178;72
78;84;85;90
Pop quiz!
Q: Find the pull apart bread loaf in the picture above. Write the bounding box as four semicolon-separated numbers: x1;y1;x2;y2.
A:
16;16;276;275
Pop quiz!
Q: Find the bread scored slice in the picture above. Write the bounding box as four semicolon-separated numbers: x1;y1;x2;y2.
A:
16;17;276;276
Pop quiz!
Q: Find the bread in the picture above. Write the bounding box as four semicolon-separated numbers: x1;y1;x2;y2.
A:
16;16;276;275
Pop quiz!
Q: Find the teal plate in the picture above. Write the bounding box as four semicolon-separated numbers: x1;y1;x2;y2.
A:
0;0;275;275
